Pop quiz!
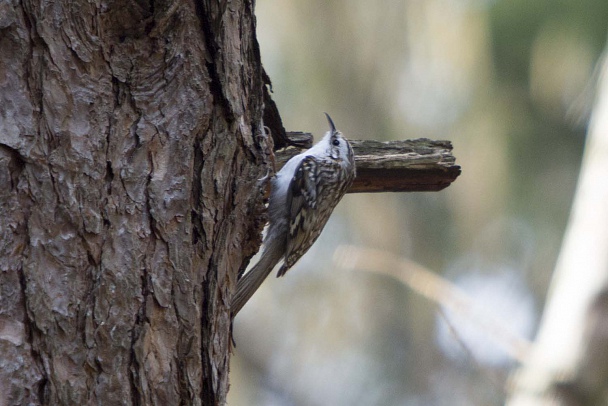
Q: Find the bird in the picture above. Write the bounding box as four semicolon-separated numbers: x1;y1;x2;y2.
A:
231;113;356;316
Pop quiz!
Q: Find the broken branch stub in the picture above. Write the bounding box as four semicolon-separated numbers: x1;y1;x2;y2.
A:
275;135;461;193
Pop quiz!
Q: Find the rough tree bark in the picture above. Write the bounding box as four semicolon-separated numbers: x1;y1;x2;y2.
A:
0;1;461;405
0;0;267;404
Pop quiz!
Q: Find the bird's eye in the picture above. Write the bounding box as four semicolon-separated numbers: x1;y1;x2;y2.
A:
332;139;340;146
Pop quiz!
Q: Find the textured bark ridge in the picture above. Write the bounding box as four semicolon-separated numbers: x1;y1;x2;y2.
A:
0;0;266;404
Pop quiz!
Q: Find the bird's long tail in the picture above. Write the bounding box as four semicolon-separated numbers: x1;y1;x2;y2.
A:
231;247;283;317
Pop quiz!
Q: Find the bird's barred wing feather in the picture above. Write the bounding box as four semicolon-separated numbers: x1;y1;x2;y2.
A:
277;155;348;276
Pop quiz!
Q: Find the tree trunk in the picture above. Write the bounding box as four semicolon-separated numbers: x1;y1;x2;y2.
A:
0;0;266;404
507;52;608;406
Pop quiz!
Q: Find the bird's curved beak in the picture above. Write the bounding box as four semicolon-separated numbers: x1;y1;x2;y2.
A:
324;112;337;133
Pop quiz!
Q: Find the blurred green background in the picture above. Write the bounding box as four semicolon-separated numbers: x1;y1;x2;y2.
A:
230;1;608;405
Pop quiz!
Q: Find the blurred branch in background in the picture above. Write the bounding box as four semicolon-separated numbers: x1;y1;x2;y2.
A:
333;245;531;364
231;1;608;404
507;51;608;406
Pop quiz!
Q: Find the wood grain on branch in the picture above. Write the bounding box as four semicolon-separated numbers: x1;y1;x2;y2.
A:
276;135;461;193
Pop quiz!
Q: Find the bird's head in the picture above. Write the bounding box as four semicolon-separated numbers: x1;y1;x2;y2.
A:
323;113;354;164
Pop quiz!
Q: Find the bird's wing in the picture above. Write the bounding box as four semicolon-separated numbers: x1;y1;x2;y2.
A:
278;156;340;276
277;156;319;276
